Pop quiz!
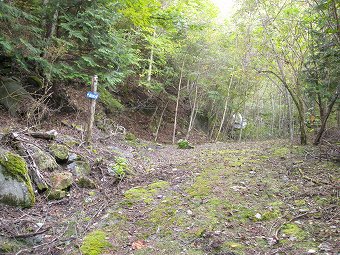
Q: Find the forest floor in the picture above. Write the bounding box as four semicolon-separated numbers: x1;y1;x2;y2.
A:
1;132;339;254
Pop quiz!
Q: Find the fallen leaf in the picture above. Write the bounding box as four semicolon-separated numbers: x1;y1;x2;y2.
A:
132;240;147;250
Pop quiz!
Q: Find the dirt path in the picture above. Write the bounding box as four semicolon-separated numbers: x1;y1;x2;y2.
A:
85;140;339;255
1;140;339;255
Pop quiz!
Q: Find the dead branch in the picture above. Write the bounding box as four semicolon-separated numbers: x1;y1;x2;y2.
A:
298;168;330;185
27;130;57;140
10;226;51;239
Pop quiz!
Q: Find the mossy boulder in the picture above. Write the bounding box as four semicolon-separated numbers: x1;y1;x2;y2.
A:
77;176;96;189
47;172;73;200
49;143;69;163
0;151;35;208
98;87;124;113
67;160;91;177
50;172;73;191
28;145;59;171
125;132;136;141
0;77;35;116
47;189;66;200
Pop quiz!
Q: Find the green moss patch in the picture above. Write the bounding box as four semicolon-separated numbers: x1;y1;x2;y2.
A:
0;152;35;207
272;147;290;158
98;87;124;112
80;230;112;255
148;180;169;189
49;143;69;163
47;189;66;200
124;180;170;205
186;167;220;198
125;132;136;141
260;210;281;221
281;223;307;240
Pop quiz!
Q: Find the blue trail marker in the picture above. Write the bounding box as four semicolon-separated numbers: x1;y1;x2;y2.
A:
86;91;99;100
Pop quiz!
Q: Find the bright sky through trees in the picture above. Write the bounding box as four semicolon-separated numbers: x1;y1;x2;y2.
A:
211;0;236;19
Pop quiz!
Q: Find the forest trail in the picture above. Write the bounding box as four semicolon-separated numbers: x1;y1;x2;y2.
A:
80;141;339;255
1;140;338;255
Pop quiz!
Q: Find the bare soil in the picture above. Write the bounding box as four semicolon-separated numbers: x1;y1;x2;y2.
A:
0;116;339;255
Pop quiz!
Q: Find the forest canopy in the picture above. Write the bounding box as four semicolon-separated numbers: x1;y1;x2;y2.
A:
0;0;339;144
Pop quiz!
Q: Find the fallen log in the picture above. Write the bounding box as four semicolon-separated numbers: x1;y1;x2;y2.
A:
28;130;58;140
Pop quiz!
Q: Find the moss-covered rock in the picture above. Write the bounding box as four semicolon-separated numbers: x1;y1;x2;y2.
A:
0;77;34;116
29;145;59;171
50;172;73;191
0;151;35;208
77;176;96;189
98;87;124;113
47;189;66;200
125;132;136;141
67;160;91;177
49;143;69;163
47;172;73;200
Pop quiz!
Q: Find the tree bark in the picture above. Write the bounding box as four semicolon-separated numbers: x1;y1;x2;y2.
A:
154;103;168;142
313;90;339;145
172;60;185;144
147;31;156;83
259;69;307;145
287;89;294;143
186;82;198;139
215;74;233;141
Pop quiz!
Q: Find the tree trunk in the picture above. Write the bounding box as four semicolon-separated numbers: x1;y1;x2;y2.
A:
317;93;325;124
186;82;198;140
147;31;156;83
215;74;233;141
313;91;339;145
271;94;275;136
42;1;59;59
287;89;294;143
292;95;307;145
172;60;185;144
154;103;168;142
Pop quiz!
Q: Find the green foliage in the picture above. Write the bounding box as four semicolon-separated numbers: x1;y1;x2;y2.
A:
98;87;124;112
0;1;138;87
177;139;194;149
111;157;129;180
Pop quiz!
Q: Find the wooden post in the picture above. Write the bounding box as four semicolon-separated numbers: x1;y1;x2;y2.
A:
86;75;98;144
